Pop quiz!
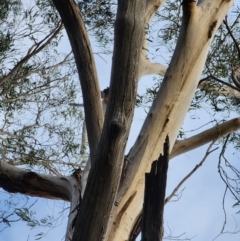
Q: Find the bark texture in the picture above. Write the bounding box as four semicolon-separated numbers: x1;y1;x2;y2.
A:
71;0;145;240
107;1;234;240
0;161;82;241
142;137;169;241
0;161;74;201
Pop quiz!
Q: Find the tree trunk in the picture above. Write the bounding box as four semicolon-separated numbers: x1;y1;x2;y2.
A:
106;1;234;240
71;0;146;240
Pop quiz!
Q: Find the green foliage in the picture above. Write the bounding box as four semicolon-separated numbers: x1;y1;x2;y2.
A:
0;2;85;234
0;1;86;176
0;0;21;21
15;208;54;228
0;192;60;237
77;0;116;50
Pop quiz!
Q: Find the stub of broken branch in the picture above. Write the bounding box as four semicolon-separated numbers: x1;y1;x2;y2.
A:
142;136;169;241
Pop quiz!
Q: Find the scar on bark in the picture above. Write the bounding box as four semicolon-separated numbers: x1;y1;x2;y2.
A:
182;0;197;18
208;21;218;39
182;0;197;24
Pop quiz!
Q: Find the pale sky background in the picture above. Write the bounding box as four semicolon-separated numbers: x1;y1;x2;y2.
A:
0;1;240;241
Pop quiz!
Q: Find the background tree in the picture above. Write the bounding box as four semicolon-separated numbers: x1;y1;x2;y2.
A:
0;0;83;237
0;0;240;240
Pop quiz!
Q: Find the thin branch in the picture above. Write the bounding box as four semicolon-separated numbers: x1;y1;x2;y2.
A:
223;16;240;59
220;186;228;233
215;15;240;89
198;75;240;92
232;66;240;89
165;142;218;204
83;0;105;17
0;21;63;86
5;51;73;89
218;135;240;202
213;185;240;241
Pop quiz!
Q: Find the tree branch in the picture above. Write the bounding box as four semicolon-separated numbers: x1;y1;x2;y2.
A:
139;0;167;78
0;21;63;86
223;16;240;60
232;66;240;89
52;0;103;164
171;117;240;158
129;141;217;239
142;136;169;241
224;14;240;88
0;161;75;201
166;142;217;204
109;1;235;238
72;0;146;240
139;59;167;76
198;75;240;98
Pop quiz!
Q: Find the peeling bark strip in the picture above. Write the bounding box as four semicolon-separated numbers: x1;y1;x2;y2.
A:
208;21;218;38
142;136;169;241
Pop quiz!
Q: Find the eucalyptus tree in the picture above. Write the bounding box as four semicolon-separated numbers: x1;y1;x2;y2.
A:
0;0;240;241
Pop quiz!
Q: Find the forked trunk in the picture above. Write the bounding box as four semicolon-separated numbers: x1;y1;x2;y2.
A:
106;1;234;240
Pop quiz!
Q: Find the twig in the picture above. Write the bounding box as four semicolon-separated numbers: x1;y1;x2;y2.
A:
165;142;218;204
223;16;240;59
220;186;228;233
198;75;240;92
218;135;240;202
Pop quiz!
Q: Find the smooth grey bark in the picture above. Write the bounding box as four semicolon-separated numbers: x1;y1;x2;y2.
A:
142;137;169;241
71;0;146;240
171;117;240;158
52;0;103;164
